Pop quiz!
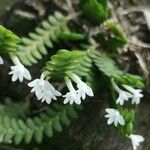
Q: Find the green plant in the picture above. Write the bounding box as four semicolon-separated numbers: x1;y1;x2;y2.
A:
0;0;145;149
0;100;82;145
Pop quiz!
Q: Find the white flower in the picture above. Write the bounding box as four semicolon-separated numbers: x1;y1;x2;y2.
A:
28;74;61;104
0;56;3;64
131;89;143;104
112;80;133;105
123;85;143;105
129;134;144;150
105;108;125;127
63;76;81;105
63;90;81;105
28;76;45;99
68;73;94;100
116;90;133;105
9;56;31;82
41;80;62;104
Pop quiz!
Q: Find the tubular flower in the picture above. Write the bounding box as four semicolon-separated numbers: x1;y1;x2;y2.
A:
129;134;144;150
123;85;143;105
112;80;133;105
63;76;81;105
105;108;125;127
116;90;133;105
68;73;94;100
9;56;31;82
28;74;61;104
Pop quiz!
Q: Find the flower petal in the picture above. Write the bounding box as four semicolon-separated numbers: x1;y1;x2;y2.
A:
28;79;39;87
24;68;32;80
9;57;32;82
12;74;18;82
107;117;114;125
0;56;3;64
118;115;125;126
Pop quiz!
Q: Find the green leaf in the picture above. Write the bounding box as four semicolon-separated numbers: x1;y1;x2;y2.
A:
17;11;69;66
52;117;63;132
126;123;133;135
26;118;35;129
97;22;128;51
124;110;135;123
0;25;20;54
45;121;53;137
0;102;80;144
18;119;27;130
80;0;108;25
94;53;144;88
94;54;123;77
114;74;145;88
25;129;34;144
59;32;85;40
4;128;14;143
14;130;24;145
34;127;43;143
43;50;83;81
3;116;11;129
59;111;71;126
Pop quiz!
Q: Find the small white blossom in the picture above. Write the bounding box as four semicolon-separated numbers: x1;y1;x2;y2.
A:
129;134;144;150
105;108;125;127
116;90;133;105
68;73;94;100
63;90;81;105
112;81;133;105
63;77;81;105
123;85;143;105
131;89;143;104
9;56;31;82
41;80;62;104
0;56;3;64
28;74;61;104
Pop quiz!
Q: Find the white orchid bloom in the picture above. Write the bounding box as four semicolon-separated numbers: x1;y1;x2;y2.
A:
68;73;94;100
28;74;61;104
0;56;3;64
123;85;143;105
63;77;81;105
9;56;31;82
129;134;144;150
105;108;125;127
